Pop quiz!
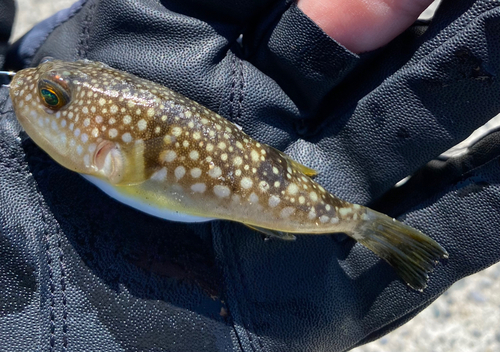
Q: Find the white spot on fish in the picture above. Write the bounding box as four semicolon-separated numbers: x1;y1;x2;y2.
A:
81;133;88;143
151;167;167;181
320;215;329;223
137;119;147;131
310;191;318;202
234;156;243;166
209;166;222;179
308;208;317;220
268;195;280;207
241;177;253;189
189;150;199;160
249;193;259;203
330;217;339;224
280;207;295;219
190;168;202;178
58;134;67;146
191;183;206;193
287;183;299;195
109;129;118;138
259;181;269;192
339;208;353;217
175;166;186;179
122;133;132;143
164;150;177;162
214;185;230;198
123;115;132;124
250;150;259;162
172;127;182;137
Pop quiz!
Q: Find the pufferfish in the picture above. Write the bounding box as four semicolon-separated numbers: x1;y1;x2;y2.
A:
6;58;448;290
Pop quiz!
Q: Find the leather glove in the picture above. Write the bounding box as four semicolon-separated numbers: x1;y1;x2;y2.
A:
2;0;500;351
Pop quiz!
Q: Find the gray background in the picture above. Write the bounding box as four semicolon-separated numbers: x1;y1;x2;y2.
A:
10;0;500;351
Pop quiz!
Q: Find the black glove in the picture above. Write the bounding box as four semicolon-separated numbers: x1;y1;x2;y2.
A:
2;0;500;351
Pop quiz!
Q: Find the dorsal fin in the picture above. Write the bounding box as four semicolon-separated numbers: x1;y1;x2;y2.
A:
269;146;318;177
287;158;318;177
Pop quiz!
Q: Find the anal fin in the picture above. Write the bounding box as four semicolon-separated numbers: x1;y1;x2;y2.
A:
246;225;297;241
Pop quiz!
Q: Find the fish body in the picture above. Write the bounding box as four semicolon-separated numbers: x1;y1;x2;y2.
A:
8;59;448;290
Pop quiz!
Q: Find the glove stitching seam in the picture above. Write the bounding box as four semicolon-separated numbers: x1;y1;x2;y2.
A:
228;54;237;120
232;232;265;352
237;57;245;123
216;222;250;352
56;228;68;350
39;193;56;351
222;222;262;352
77;1;96;59
27;152;68;350
225;56;264;351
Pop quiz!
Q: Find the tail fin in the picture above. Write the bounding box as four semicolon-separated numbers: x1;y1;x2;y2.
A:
351;209;448;291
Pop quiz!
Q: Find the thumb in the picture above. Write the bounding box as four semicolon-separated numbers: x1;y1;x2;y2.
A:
297;0;435;53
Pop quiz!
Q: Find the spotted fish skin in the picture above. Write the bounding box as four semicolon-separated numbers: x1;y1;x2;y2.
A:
9;59;448;290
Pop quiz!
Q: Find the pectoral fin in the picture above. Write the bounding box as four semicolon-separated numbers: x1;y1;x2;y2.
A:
246;225;297;241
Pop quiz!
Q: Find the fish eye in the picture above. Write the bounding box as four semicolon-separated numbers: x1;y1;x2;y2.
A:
38;79;70;110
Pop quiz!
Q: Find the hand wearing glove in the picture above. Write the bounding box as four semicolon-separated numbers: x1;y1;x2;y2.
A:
1;0;500;351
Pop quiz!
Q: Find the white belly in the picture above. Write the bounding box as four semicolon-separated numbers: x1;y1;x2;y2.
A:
81;174;215;223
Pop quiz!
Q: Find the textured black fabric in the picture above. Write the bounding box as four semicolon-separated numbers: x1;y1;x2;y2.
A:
2;0;500;351
0;0;14;70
